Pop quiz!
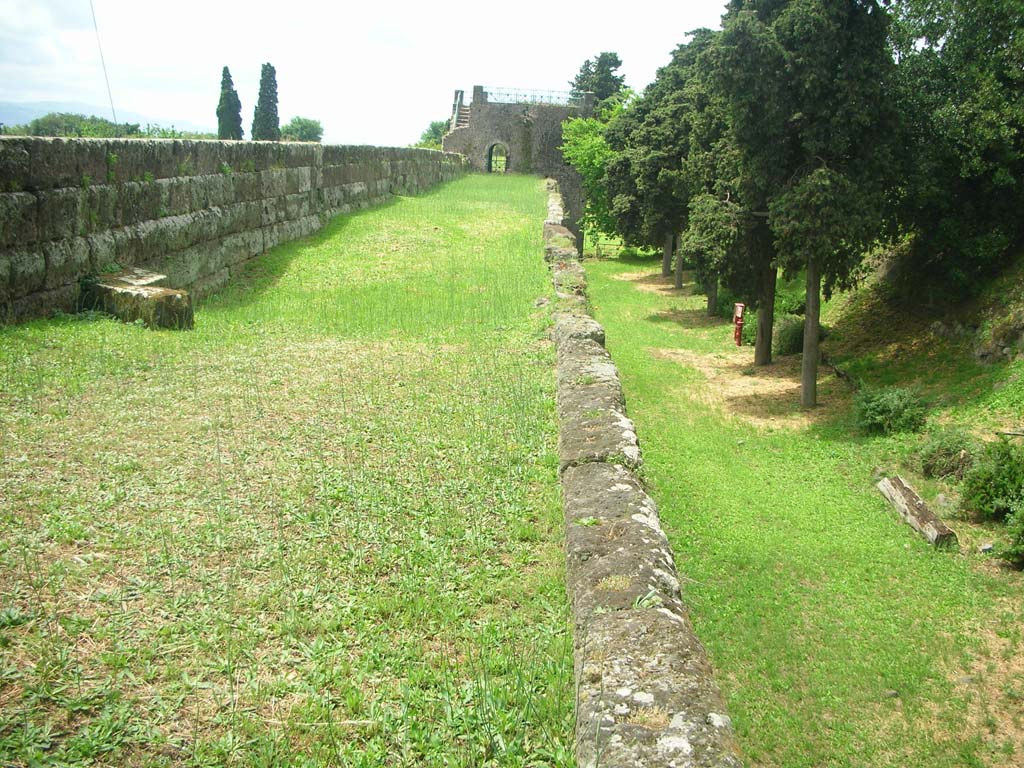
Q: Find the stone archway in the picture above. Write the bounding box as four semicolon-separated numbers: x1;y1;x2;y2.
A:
486;142;509;173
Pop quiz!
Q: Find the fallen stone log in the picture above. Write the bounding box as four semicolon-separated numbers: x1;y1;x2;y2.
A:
877;475;958;548
81;269;194;330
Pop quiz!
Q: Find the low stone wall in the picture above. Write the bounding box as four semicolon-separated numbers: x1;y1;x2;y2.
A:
544;180;743;767
0;138;465;321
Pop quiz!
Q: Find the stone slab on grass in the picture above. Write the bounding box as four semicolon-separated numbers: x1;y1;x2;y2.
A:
84;269;194;330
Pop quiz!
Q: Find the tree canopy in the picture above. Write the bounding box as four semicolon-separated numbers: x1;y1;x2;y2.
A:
414;120;448;150
216;66;243;140
559;0;1014;407
569;52;626;106
280;116;323;142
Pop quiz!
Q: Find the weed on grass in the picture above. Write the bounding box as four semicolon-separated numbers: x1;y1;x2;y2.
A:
0;176;573;765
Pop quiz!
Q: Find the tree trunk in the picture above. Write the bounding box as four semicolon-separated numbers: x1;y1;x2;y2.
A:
753;262;776;366
661;233;673;277
673;235;684;289
706;274;718;316
801;257;821;408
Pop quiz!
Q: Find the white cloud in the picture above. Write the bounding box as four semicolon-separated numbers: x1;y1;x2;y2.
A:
1;0;727;144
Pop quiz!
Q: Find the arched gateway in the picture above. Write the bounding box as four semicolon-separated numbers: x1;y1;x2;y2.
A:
442;85;594;250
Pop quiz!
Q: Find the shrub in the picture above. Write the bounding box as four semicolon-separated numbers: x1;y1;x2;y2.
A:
960;438;1024;521
919;427;981;480
773;314;805;356
1001;497;1024;568
853;386;927;434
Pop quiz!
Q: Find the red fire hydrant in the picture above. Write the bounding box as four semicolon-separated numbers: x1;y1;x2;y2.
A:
733;303;745;347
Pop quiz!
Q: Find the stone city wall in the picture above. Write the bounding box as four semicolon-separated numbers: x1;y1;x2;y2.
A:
544;179;743;768
0;137;465;321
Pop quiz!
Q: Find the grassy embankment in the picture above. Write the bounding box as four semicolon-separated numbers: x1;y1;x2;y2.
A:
0;175;573;766
584;248;1024;768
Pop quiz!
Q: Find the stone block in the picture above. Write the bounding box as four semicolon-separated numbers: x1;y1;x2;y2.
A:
231;172;262;203
285;166;312;195
0;138;31;191
575;609;743;768
0;192;38;248
82;184;120;233
84;270;193;330
562;462;685;620
221;230;263;266
260;168;289;199
86;231;116;271
42;238;91;290
36;187;82;241
115;181;162;228
552;313;605;348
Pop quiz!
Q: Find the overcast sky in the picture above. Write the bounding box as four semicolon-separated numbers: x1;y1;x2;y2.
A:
0;0;728;146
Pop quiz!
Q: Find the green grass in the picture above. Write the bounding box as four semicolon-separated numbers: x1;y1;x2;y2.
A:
0;175;573;766
584;250;1024;768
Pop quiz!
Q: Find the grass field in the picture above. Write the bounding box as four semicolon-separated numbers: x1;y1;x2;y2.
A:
0;175;573;766
584;249;1024;768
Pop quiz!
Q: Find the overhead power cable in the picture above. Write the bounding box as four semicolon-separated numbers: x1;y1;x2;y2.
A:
88;0;118;126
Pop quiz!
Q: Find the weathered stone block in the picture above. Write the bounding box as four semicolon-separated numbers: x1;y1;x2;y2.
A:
36;187;83;241
552;313;605;348
86;231;116;271
0;192;38;248
562;463;685;619
260;168;289;199
82;184;120;233
576;609;743;768
115;181;162;228
84;270;193;330
43;238;90;290
0;139;31;190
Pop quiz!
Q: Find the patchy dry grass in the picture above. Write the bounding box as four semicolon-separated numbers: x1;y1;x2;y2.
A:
0;175;573;766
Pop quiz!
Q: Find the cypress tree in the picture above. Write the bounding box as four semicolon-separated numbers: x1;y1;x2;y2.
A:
216;66;243;140
251;63;280;141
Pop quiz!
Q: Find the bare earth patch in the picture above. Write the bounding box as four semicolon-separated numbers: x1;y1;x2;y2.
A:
651;346;851;430
612;270;697;297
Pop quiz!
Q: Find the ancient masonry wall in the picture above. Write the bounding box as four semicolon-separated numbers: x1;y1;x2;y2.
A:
0;138;466;321
442;93;586;251
544;179;743;767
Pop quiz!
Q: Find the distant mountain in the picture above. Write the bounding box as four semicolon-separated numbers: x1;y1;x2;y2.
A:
0;101;214;134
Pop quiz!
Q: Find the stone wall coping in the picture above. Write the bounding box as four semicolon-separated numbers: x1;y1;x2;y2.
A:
544;179;743;768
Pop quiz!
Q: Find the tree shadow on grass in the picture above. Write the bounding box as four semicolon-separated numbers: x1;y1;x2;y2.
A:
648;308;724;329
199;196;403;316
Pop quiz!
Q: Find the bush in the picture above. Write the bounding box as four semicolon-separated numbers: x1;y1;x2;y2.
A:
773;314;805;356
919;427;981;480
853;386;927;434
960;438;1024;521
1001;497;1024;568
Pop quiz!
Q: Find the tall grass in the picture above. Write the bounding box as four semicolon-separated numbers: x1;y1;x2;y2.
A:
0;175;573;766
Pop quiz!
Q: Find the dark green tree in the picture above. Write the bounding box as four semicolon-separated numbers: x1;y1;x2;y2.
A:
280;116;323;142
603;31;718;282
712;0;898;405
888;0;1024;296
569;52;626;106
216;66;243;140
251;63;280;141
